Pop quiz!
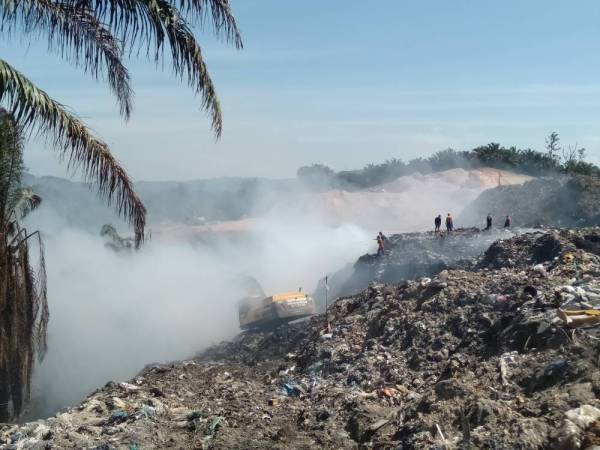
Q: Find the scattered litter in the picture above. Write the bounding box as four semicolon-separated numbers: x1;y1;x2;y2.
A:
134;404;156;420
280;383;304;397
119;382;141;392
108;409;129;424
3;228;600;449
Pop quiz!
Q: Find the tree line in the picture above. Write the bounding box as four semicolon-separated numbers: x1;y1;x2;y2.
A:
297;134;600;191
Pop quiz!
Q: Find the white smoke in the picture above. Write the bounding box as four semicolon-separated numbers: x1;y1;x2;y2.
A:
21;165;524;418
23;205;371;419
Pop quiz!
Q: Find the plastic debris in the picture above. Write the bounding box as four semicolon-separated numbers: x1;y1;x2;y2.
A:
4;228;600;449
109;409;129;424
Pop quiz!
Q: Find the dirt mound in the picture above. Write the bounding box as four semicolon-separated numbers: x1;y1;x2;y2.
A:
155;168;534;242
460;175;600;229
379;167;533;193
4;228;600;449
307;168;532;231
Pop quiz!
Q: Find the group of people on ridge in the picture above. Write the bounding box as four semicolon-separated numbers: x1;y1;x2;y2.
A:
375;213;514;257
485;213;512;230
434;213;512;233
434;213;453;233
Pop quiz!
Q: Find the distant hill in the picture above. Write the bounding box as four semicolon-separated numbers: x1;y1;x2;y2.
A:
23;174;297;232
298;143;600;191
25;141;600;236
24;166;534;238
459;174;600;228
148;167;533;242
292;167;532;231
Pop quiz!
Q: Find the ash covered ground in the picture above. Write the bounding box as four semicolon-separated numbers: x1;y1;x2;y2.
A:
4;228;600;449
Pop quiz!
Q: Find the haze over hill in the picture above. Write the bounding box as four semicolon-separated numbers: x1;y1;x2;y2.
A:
296;167;532;231
26;166;532;240
19;143;600;423
5;1;600;447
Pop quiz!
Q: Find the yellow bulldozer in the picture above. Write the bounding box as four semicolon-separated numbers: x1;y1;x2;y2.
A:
238;290;316;331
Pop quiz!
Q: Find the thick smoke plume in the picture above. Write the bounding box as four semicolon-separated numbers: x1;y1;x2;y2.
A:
20;165;530;418
23;206;371;419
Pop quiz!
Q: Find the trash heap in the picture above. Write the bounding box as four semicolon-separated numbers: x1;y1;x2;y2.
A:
315;227;522;310
4;228;600;449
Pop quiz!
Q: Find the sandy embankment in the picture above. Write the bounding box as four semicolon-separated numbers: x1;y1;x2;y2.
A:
152;168;533;240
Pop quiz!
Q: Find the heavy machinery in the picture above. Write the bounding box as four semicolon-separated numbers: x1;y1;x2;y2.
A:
238;290;316;331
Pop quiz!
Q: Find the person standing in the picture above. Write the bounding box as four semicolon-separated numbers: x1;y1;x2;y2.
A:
446;213;454;232
504;215;512;228
434;215;442;232
485;214;492;230
376;235;385;257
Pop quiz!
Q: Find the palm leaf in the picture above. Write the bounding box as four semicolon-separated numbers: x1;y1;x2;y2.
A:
1;0;133;119
2;0;242;136
82;0;242;47
14;188;42;219
72;0;236;136
0;58;146;246
140;0;223;136
174;0;242;48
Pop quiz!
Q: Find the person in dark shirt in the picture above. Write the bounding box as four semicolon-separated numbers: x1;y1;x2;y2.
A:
485;214;492;230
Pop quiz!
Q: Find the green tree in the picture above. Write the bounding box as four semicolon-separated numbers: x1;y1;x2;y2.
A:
297;164;335;190
0;109;48;421
0;0;241;421
545;132;561;162
0;0;242;246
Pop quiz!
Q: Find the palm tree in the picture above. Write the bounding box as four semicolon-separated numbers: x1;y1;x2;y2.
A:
0;0;241;421
0;0;242;246
0;109;48;421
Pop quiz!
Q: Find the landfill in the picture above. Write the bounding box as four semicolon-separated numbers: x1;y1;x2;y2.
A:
314;227;524;310
4;227;600;449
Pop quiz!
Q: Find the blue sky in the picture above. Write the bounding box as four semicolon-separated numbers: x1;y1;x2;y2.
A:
4;0;600;180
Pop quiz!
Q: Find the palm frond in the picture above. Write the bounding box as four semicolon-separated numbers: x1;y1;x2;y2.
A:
0;58;146;246
174;0;242;48
141;0;223;136
82;0;242;48
14;188;42;219
1;0;133;119
73;0;227;136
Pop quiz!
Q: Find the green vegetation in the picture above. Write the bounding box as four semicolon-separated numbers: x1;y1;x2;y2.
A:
0;0;242;245
0;110;48;421
298;134;600;191
0;1;241;421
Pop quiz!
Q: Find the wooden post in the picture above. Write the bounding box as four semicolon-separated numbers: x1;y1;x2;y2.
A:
325;275;331;332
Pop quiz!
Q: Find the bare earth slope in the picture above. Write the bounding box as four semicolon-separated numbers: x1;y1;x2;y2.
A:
460;175;600;230
152;168;533;240
310;168;532;231
4;228;600;449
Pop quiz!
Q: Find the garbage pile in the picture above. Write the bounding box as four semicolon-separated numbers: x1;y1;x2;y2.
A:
314;227;521;311
4;228;600;449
